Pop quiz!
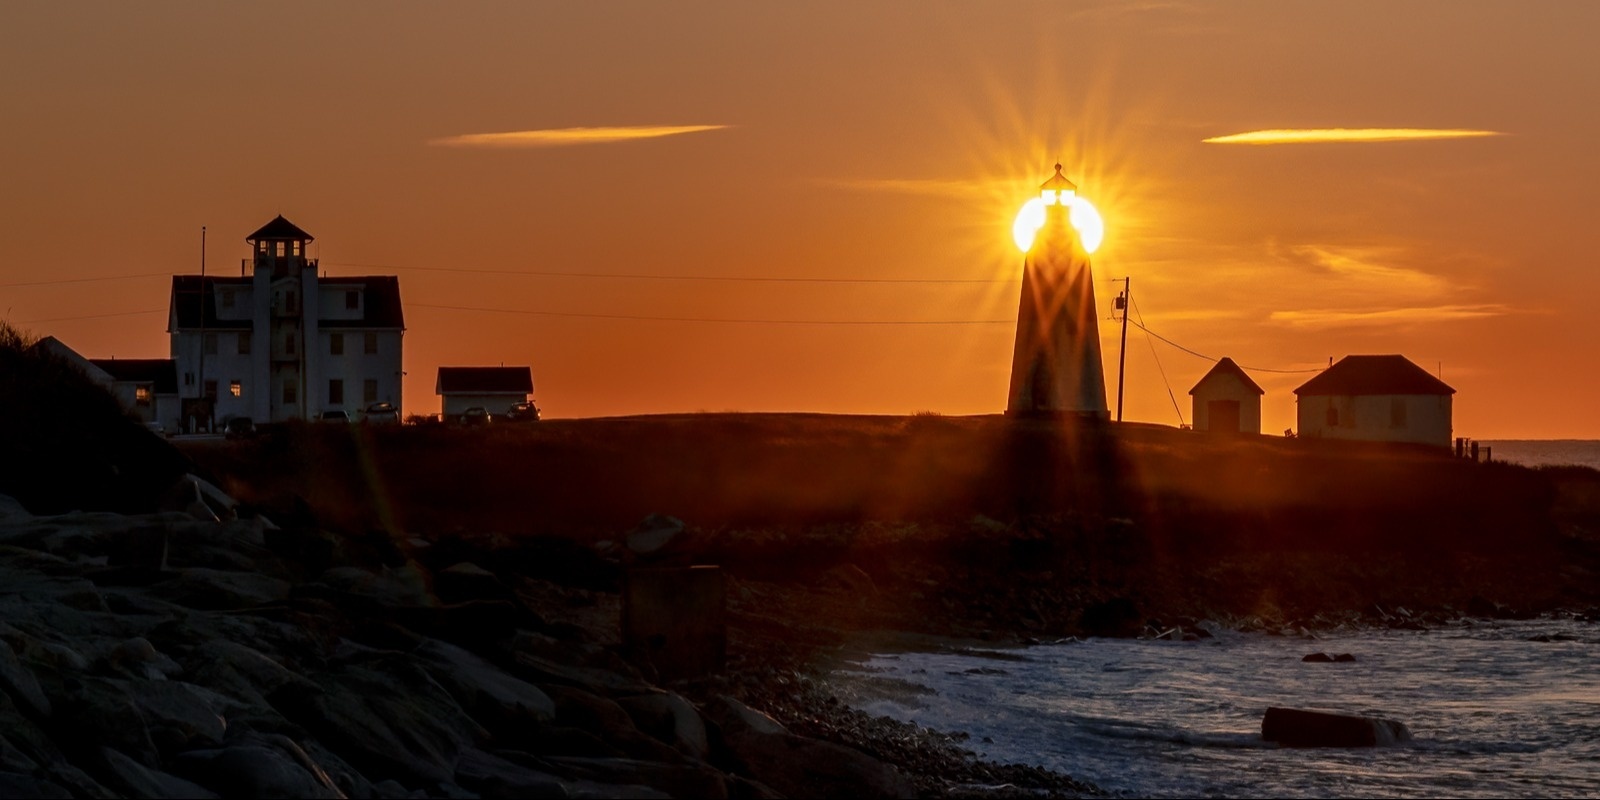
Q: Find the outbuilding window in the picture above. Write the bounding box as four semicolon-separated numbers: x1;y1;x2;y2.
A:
135;385;151;406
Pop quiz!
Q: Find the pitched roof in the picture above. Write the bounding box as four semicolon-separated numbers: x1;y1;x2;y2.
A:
89;359;178;394
436;367;533;395
168;276;253;330
246;215;313;242
1293;355;1455;396
1189;357;1264;396
318;277;405;329
168;275;404;330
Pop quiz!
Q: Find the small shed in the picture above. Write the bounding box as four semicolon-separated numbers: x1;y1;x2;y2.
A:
436;366;534;419
1293;355;1454;448
1189;357;1264;434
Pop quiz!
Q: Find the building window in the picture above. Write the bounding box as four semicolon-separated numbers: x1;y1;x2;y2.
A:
345;290;359;310
203;333;218;355
135;385;151;407
364;333;377;355
203;380;218;400
184;372;194;386
221;290;234;309
330;333;344;356
283;380;297;405
1391;398;1408;428
286;291;298;314
1325;407;1339;428
286;333;296;356
238;331;251;355
328;379;344;405
363;379;377;404
230;380;242;398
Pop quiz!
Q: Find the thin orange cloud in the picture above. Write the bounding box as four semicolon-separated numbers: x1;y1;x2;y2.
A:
1270;304;1512;328
429;125;729;148
1204;128;1506;145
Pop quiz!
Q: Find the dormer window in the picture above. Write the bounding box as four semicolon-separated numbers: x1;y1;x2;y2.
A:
346;290;359;310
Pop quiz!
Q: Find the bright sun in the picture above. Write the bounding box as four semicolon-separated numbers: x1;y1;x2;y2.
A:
1012;196;1104;254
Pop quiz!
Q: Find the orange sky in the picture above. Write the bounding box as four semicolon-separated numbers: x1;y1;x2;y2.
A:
4;1;1598;438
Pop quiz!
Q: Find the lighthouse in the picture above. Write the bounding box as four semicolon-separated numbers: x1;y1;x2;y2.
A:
1005;165;1110;417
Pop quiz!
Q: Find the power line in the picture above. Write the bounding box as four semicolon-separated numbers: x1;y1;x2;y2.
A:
0;272;170;289
413;302;1012;326
1126;318;1322;374
1130;296;1185;426
18;309;164;324
327;261;1017;285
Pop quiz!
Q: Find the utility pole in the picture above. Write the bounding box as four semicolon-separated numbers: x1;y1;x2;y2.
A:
1115;276;1130;422
197;226;207;432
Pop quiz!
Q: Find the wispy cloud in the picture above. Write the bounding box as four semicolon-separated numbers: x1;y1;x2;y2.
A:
1287;244;1450;295
429;125;729;148
1204;128;1506;145
1270;304;1512;328
814;177;1009;198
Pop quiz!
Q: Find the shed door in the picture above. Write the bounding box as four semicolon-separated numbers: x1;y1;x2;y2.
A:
1208;400;1241;434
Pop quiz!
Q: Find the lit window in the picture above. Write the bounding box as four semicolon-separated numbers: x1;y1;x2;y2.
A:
230;380;242;398
135;385;151;406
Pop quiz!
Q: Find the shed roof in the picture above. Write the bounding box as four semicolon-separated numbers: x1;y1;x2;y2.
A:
436;366;533;395
89;359;178;394
1293;355;1455;396
1188;357;1264;396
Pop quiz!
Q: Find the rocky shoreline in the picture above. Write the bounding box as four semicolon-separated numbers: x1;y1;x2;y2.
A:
0;491;1114;799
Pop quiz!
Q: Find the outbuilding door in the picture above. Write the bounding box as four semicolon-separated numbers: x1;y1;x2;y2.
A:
1208;400;1241;433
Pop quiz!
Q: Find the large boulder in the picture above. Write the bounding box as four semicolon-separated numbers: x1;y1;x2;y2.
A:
544;685;681;762
705;695;915;800
171;737;343;799
129;681;232;757
617;692;710;761
281;658;486;787
452;748;567;799
98;748;217;799
1079;597;1143;638
1261;707;1412;747
414;639;555;732
146;569;291;611
0;640;51;719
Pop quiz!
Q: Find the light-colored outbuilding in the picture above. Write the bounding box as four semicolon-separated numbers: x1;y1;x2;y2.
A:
1293;355;1454;448
1189;357;1263;434
436;366;534;419
32;337;182;431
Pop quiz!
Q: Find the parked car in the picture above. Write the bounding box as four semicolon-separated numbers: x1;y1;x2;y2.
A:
223;417;256;440
363;402;400;424
318;410;352;424
504;401;541;422
460;407;491;427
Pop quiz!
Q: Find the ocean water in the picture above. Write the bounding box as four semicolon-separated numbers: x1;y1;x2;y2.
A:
1480;440;1600;471
842;619;1600;798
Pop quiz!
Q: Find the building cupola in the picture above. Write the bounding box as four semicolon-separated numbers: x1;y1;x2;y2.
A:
246;215;315;278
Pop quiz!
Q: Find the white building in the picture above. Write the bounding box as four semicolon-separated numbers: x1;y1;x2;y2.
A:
1294;355;1454;448
168;216;405;426
33;337;182;431
436;367;533;419
1189;357;1263;434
